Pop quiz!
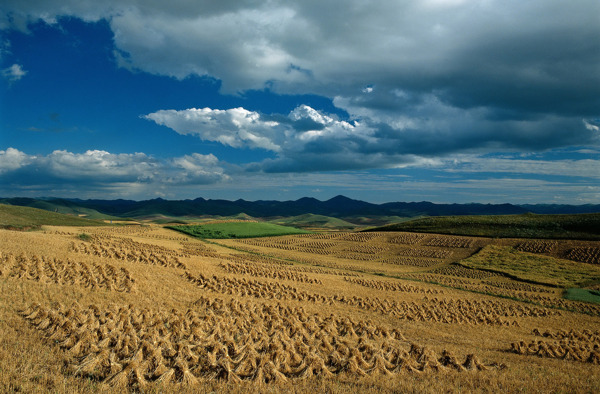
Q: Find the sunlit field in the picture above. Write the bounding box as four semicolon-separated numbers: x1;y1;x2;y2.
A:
1;220;599;393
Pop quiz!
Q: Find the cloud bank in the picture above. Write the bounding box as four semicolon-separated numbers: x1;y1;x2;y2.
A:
0;148;229;198
2;147;599;203
145;104;599;173
2;1;598;111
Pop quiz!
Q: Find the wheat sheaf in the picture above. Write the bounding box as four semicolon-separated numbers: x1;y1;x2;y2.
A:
22;298;504;389
510;329;600;364
185;272;559;326
0;252;135;292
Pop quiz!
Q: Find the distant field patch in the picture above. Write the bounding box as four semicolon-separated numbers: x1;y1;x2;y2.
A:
367;213;600;240
268;214;356;229
168;222;311;239
564;288;600;304
460;245;600;288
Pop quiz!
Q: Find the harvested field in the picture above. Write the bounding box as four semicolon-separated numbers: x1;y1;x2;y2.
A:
567;247;600;265
516;240;558;254
424;236;475;249
1;226;600;393
0;252;135;292
510;328;600;363
69;236;187;269
22;298;500;389
218;260;323;284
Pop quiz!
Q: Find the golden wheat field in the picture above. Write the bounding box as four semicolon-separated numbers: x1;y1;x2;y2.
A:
1;224;599;393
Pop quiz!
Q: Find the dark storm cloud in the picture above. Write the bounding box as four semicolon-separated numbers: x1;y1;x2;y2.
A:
3;1;598;116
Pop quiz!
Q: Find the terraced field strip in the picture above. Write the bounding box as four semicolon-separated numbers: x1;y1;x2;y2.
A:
400;270;600;316
219;260;322;284
567;247;600;265
185;272;560;326
510;329;600;364
0;252;135;292
69;236;187;269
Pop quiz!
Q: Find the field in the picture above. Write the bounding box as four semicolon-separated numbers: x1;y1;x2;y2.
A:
460;245;600;288
370;212;600;240
1;216;600;392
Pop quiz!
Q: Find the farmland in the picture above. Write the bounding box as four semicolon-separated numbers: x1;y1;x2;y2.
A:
168;221;311;239
370;212;600;240
1;213;599;392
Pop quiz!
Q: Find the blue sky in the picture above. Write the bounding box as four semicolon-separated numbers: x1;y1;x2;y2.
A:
1;1;599;203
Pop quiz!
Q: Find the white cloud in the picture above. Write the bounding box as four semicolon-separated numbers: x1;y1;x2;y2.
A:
584;120;599;132
110;5;308;92
145;103;600;173
289;105;334;125
43;150;158;181
2;147;600;203
0;147;32;172
2;63;27;81
144;104;375;154
143;107;282;151
170;153;230;184
0;148;229;198
145;104;398;172
446;156;600;179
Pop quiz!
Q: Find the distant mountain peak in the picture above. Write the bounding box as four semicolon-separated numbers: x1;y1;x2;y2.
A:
327;195;355;202
296;197;320;203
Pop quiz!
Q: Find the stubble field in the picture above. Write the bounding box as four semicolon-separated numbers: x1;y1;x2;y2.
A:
1;223;599;393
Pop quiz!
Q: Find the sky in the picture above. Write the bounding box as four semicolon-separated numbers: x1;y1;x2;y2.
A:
0;1;599;204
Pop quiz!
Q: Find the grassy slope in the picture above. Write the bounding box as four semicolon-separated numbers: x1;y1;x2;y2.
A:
169;221;311;239
366;212;600;240
345;216;414;227
460;245;600;288
139;212;259;225
0;198;122;220
0;204;107;229
564;288;600;304
269;214;356;229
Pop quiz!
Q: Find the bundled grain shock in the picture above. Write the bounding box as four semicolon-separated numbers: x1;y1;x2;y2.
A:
21;298;505;390
185;272;558;326
1;252;135;292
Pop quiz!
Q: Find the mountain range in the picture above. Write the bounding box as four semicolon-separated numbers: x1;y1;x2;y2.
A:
2;196;600;222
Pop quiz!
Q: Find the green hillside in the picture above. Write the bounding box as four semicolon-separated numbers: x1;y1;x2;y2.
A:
0;204;107;229
460;245;600;288
0;198;122;220
366;213;600;240
169;221;311;239
269;214;356;229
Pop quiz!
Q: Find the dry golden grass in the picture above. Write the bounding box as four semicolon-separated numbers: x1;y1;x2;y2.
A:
1;225;599;393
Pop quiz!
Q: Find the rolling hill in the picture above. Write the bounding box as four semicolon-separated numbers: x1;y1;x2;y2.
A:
1;196;599;224
0;203;108;229
268;214;357;229
366;213;600;240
